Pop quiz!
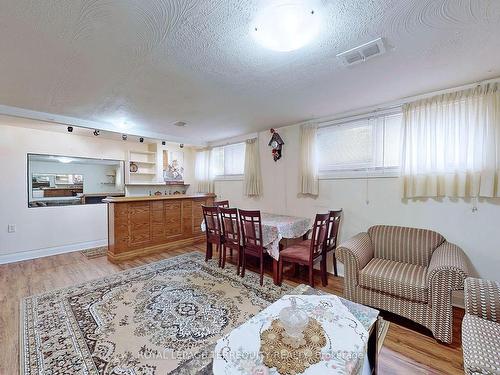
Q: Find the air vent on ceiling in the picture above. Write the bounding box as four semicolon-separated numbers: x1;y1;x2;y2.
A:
337;37;386;66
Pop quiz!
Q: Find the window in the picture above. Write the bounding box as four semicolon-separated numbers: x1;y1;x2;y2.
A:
211;142;246;177
317;112;402;178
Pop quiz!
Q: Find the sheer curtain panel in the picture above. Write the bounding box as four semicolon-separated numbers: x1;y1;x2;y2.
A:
401;83;499;198
195;148;214;193
243;138;262;196
299;123;319;196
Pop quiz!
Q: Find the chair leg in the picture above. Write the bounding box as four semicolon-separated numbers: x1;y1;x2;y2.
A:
332;250;338;277
241;251;246;277
217;244;222;268
221;244;226;269
309;264;315;288
237;247;241;275
321;258;327;287
205;242;211;262
278;259;284;285
260;254;264;286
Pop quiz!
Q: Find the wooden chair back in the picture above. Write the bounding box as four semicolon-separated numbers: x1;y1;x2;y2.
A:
309;213;330;259
238;209;263;253
219;207;240;247
214;200;230;208
325;209;342;252
202;205;222;242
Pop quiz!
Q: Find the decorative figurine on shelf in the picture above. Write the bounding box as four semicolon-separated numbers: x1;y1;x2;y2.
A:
268;128;284;161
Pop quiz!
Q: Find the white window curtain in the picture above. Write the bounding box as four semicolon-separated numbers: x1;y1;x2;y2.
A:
401;83;500;198
243;138;262;196
299;123;319;196
195;148;215;193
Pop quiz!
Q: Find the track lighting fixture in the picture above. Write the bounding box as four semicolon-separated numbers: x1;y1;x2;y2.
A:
67;126;73;132
93;129;100;136
139;137;144;143
179;143;184;148
162;141;166;146
122;134;127;141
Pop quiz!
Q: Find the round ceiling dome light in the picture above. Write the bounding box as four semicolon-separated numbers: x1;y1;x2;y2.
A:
252;1;321;52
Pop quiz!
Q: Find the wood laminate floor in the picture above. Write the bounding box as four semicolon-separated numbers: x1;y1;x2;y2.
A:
0;244;465;374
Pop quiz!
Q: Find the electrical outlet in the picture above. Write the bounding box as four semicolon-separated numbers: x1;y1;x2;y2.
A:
7;224;16;233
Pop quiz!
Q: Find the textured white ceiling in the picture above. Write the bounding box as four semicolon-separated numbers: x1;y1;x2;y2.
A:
0;0;499;143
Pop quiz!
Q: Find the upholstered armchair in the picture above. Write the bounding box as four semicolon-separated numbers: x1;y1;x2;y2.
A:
337;225;469;343
462;277;500;374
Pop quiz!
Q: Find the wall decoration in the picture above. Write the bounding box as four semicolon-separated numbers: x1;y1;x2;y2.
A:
129;162;138;173
163;150;184;182
268;128;284;161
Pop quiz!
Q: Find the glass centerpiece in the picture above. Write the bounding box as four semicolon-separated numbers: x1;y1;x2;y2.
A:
278;296;309;348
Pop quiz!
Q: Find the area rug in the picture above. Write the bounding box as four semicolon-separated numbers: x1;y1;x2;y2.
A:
21;252;390;374
21;252;293;375
80;246;108;259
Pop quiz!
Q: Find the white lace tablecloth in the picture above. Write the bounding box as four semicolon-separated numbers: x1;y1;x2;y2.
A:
260;213;313;260
201;212;313;261
213;295;375;375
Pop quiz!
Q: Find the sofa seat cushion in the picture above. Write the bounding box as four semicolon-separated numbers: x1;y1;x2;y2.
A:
359;258;428;302
462;314;500;375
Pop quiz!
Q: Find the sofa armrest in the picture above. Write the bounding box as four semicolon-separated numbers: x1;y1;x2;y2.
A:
336;232;374;285
427;242;469;291
465;277;500;323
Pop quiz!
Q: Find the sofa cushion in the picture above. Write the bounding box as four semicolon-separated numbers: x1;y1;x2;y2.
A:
359;258;428;302
462;314;500;375
368;225;445;267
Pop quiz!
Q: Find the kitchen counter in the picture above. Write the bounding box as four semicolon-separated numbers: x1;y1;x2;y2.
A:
105;193;215;262
102;193;214;203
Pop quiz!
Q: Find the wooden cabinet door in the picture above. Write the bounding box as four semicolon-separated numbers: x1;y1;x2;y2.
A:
128;202;151;245
165;201;182;238
151;201;166;240
182;200;193;236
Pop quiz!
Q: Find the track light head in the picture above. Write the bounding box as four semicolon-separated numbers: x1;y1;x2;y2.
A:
93;129;100;136
122;134;127;141
162;141;166;146
139;137;144;143
67;126;73;133
179;143;184;148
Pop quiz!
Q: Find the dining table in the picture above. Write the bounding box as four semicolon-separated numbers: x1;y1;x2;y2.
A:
202;212;314;285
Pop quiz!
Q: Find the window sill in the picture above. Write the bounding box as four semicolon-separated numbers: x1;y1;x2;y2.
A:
319;169;400;180
214;175;244;181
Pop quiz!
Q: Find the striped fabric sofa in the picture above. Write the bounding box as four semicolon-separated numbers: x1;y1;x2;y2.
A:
462;277;500;375
337;225;469;343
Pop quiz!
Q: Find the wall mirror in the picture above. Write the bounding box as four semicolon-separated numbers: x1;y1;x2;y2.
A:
28;154;125;207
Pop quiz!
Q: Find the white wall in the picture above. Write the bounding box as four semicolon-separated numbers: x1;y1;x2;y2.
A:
0;123;195;263
214;125;499;281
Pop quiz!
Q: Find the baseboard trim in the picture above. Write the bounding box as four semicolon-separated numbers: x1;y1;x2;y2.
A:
0;240;107;265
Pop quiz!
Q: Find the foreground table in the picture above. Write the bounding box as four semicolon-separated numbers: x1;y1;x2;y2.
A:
213;285;379;375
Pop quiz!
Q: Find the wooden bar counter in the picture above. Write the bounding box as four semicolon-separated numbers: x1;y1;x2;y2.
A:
103;193;215;262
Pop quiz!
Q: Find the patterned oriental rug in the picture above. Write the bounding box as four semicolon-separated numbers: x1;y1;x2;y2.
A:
21;252;389;374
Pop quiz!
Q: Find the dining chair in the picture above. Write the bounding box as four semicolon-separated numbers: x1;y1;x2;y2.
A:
238;209;265;286
324;209;343;278
219;207;241;273
214;200;230;208
278;213;330;288
202;205;224;267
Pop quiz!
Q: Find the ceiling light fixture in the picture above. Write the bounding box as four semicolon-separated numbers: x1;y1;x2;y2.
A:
252;1;321;52
58;157;72;164
67;126;73;132
122;134;127;141
93;129;100;136
139;137;144;143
